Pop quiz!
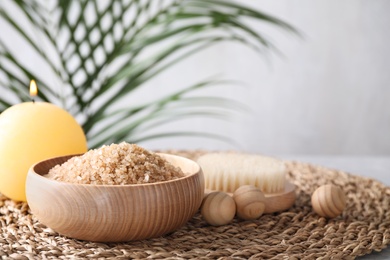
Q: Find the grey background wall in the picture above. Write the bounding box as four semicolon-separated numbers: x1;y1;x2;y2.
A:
1;0;389;155
139;0;390;155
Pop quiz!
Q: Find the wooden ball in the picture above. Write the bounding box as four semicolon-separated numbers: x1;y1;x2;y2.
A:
233;185;266;220
201;192;236;226
311;184;346;218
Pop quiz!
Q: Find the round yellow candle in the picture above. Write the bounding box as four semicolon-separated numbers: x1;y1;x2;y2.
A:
0;102;87;201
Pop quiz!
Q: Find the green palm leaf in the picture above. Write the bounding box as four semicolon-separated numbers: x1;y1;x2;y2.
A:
0;0;298;148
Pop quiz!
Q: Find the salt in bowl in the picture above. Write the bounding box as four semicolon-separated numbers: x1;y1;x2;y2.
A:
26;153;204;242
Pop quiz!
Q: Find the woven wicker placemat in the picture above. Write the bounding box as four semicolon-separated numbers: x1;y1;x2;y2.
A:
0;150;389;259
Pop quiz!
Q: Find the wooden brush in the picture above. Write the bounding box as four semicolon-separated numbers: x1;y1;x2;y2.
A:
197;153;296;214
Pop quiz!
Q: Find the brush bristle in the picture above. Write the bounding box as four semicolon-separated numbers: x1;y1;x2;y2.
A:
197;153;286;194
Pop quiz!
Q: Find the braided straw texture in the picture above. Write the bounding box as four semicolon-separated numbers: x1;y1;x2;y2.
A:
1;150;389;259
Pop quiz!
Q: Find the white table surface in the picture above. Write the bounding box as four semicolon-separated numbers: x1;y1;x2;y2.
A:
280;155;390;259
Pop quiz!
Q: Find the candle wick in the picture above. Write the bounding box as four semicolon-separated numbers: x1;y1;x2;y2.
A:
32;99;35;104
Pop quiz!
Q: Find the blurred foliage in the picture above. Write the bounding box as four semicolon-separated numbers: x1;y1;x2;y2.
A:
0;0;297;148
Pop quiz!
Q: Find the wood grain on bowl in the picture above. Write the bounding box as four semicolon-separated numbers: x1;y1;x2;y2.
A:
26;153;204;242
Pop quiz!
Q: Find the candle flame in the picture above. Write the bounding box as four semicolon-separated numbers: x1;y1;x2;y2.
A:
30;80;38;97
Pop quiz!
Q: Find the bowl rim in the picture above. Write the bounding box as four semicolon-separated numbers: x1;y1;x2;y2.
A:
28;152;201;188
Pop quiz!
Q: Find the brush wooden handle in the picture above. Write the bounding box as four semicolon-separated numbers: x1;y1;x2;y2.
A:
263;182;296;213
205;181;296;214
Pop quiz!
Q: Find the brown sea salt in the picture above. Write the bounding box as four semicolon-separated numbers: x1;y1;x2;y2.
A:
46;142;184;185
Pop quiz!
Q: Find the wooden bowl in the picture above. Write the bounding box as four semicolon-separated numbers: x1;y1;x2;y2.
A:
26;153;204;242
